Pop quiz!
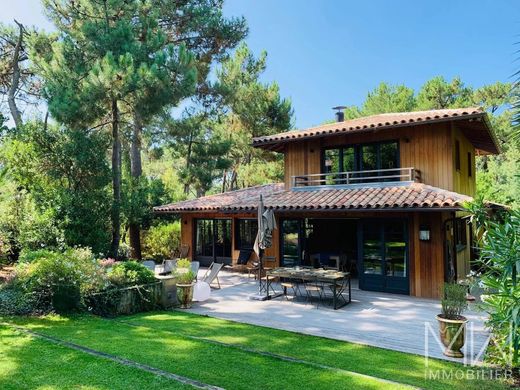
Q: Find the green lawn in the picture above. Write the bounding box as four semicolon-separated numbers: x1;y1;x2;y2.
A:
0;312;511;390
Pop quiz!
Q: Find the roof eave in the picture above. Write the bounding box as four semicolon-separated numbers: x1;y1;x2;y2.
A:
252;113;489;151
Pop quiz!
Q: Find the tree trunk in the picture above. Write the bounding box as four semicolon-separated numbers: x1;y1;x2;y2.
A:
110;99;122;257
8;21;24;129
129;111;143;259
183;130;194;195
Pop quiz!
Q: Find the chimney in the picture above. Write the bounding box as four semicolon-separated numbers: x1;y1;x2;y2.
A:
333;106;346;122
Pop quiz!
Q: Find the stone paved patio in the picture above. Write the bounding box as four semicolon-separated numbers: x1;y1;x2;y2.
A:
191;269;489;362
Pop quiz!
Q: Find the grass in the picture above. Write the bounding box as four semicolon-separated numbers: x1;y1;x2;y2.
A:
0;325;189;390
0;311;511;390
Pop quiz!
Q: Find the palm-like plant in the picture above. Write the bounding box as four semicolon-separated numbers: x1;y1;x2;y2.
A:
470;203;520;368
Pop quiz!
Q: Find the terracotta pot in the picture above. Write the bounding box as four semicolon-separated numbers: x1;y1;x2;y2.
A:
176;283;194;309
436;314;468;358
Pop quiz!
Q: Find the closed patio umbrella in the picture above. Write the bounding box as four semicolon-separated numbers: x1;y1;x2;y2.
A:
251;195;278;299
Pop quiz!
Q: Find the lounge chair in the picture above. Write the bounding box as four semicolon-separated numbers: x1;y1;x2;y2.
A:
229;248;253;274
191;261;200;280
142;260;155;271
158;259;177;275
202;262;224;289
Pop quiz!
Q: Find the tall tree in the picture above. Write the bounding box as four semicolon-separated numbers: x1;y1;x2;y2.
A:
165;112;231;196
32;0;196;257
344;82;415;119
216;43;293;191
125;0;246;258
0;21;40;128
415;76;473;109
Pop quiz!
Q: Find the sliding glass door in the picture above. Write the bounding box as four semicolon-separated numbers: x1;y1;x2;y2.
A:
359;220;409;294
194;219;232;265
280;219;303;267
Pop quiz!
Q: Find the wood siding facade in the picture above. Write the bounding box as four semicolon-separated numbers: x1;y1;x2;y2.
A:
177;120;479;299
282;122;477;196
181;209;462;298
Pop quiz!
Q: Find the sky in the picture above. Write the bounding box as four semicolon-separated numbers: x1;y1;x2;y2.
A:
1;0;519;129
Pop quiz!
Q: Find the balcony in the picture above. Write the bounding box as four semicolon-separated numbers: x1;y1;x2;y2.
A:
291;167;421;191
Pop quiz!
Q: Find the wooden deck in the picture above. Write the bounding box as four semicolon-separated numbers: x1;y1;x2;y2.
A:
189;269;489;362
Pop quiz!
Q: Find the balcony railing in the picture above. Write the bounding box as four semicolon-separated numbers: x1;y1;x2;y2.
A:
292;167;421;190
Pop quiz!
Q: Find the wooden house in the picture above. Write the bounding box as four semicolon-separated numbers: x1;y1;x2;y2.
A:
155;107;501;298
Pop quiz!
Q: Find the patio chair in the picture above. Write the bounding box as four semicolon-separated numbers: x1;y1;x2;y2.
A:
191;261;200;280
162;259;177;275
229;249;253;274
303;278;324;309
142;260;155;271
281;280;300;301
202;262;224;289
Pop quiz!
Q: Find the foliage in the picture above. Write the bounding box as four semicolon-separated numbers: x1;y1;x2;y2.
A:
0;287;38;316
0;121;111;255
120;174;171;232
9;247;105;313
107;261;156;288
32;0;198;257
165;113;232;196
215;43;293;192
468;202;520;368
439;282;468;320
344;83;415;119
174;258;195;284
142;222;181;260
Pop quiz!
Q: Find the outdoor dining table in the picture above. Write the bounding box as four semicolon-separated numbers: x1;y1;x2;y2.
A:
266;267;351;310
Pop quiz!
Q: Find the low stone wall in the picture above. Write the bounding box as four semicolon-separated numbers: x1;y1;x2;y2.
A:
87;282;162;317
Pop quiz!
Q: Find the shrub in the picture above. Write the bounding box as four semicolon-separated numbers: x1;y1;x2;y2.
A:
467;201;520;369
87;261;159;317
440;283;468;320
107;261;155;287
13;247;105;313
174;258;195;284
142;222;181;260
0;287;38;316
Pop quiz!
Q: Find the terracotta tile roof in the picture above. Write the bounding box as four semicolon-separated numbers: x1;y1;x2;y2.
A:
154;182;476;213
252;107;499;154
224;183;473;212
153;183;285;213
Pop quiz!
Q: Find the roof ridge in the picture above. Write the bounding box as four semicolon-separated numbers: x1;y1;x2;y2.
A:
263;107;484;137
251;107;498;155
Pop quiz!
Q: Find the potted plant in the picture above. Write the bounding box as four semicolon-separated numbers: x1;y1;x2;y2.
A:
174;258;195;309
437;282;469;358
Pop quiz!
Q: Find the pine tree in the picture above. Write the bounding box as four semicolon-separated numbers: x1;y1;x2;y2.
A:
32;0;196;257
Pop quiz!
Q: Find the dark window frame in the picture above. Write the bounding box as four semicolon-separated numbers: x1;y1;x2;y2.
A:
321;140;400;177
467;152;472;177
454;218;467;251
235;218;258;250
194;218;232;261
455;139;461;171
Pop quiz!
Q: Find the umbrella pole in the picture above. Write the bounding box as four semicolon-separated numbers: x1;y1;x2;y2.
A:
258;248;264;294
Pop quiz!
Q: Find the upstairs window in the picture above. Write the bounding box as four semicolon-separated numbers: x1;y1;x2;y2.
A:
455;140;461;171
235;219;258;249
322;141;399;183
